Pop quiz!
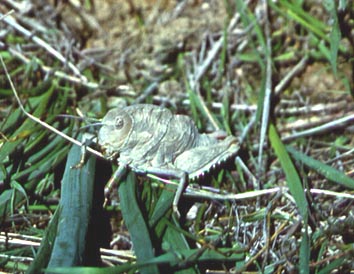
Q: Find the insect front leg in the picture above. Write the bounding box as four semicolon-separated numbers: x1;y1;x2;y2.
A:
72;133;97;169
103;164;128;207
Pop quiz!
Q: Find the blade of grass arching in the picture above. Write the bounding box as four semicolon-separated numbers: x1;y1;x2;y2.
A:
269;1;347;65
20;90;72;176
0;189;26;225
23;93;70;154
160;219;196;274
287;146;354;189
45;246;246;274
12;128;73;181
26;206;61;274
308;31;340;73
119;172;160;274
44;265;139;274
149;188;174;228
273;0;347;55
23;129;52;153
0;78;53;98
0;144;68;222
149;184;197;273
1;82;72;217
317;257;346;274
277;0;327;40
0;86;55;163
269;124;310;273
146;247;245;267
0;108;22;132
10;180;29;208
0;80;59;150
269;124;308;219
151;214;197;274
47;141;96;267
4;133;68;182
23;145;69;181
25;128;72;164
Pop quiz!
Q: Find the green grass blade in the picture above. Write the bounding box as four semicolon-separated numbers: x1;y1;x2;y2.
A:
26;207;61;274
148;185;196;273
47;141;96;267
278;0;328;40
323;0;341;75
269;124;310;272
299;225;310;274
118;173;160;274
269;123;308;220
149;188;174;228
287;146;354;189
146;247;245;266
317;257;345;274
14;143;69;181
0;87;55;163
45;246;245;274
160;219;196;274
10;180;29;208
0;189;26;225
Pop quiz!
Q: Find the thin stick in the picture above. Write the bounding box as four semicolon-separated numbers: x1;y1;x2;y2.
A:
0;55;104;159
7;46;99;89
282;112;354;142
0;12;86;81
187;11;242;131
258;0;272;169
275;55;308;96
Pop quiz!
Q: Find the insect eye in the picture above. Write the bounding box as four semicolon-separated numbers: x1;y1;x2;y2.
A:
115;117;124;129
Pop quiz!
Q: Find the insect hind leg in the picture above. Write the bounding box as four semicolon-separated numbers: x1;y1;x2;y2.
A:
142;167;188;218
173;172;188;219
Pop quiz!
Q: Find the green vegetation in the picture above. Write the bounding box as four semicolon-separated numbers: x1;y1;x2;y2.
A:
1;1;353;273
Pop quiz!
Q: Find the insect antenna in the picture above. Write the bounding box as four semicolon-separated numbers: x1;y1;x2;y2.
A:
78;122;103;130
56;114;100;123
56;114;103;132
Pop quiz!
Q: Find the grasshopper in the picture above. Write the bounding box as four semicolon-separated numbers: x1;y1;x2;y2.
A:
2;55;239;217
98;104;240;217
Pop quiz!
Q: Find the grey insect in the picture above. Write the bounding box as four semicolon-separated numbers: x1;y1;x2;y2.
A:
98;104;239;217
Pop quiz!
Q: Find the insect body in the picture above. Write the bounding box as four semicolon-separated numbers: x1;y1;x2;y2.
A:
98;104;239;216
